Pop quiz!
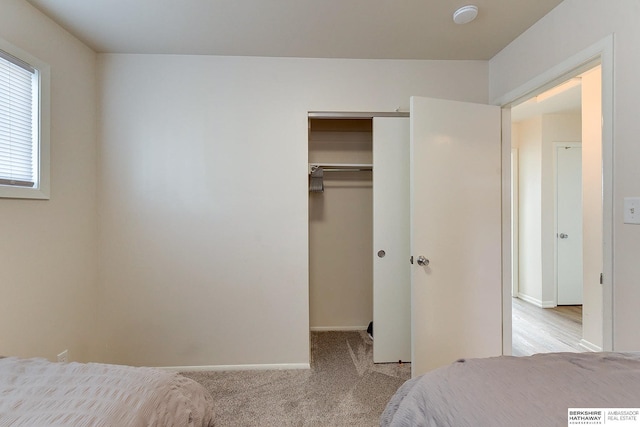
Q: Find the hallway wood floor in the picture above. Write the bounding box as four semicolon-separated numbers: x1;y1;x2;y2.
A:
512;297;584;356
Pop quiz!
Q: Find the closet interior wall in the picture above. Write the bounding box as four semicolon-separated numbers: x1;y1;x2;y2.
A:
308;118;373;330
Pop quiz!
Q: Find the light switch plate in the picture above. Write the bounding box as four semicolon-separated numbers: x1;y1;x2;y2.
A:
623;197;640;224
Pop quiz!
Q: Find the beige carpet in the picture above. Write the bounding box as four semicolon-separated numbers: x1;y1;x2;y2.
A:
182;331;411;427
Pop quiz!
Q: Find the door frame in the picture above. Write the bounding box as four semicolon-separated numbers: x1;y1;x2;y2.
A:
511;147;519;298
554;142;583;306
494;35;614;352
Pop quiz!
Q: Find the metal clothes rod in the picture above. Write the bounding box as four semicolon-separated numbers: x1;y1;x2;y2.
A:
309;163;373;173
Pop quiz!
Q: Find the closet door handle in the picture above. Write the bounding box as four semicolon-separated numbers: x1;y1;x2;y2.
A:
377;250;386;258
416;256;429;266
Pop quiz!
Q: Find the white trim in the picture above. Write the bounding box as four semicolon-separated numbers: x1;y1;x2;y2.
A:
0;37;50;200
159;363;310;372
308;111;409;119
497;34;614;352
309;326;368;332
502;108;513;356
579;339;602;353
491;36;611;108
517;293;556;309
511;147;519;298
600;35;615;353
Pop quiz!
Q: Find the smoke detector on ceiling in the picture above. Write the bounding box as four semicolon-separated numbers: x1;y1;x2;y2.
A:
453;5;479;25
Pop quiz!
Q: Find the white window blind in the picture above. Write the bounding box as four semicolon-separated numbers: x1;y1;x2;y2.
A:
0;49;37;188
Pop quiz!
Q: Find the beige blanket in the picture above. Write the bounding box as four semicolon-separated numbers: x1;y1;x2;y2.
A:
0;357;214;427
382;352;640;427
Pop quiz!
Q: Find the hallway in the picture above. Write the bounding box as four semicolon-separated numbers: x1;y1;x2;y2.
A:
512;297;584;356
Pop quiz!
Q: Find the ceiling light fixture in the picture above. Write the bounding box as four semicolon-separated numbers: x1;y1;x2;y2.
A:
453;5;479;25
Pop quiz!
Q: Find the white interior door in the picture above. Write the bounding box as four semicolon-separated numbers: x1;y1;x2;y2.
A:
556;145;583;305
373;117;411;363
410;96;503;377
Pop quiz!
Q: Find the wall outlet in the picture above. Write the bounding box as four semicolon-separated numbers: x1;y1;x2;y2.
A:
57;349;68;363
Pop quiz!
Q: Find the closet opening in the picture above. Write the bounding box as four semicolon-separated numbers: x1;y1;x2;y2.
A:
307;111;411;366
308;117;374;333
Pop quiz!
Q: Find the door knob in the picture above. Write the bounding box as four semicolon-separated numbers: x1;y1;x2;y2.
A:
417;256;429;266
559;233;569;239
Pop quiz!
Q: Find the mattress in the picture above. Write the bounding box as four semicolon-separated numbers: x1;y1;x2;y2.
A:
0;357;214;427
381;352;640;427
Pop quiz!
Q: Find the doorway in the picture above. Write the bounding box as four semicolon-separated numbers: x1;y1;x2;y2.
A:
308;118;374;333
510;64;603;355
307;113;411;364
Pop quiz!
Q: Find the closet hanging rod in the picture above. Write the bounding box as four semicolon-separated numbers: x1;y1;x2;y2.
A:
309;163;373;173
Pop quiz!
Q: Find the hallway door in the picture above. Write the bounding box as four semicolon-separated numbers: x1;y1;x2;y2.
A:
557;144;583;305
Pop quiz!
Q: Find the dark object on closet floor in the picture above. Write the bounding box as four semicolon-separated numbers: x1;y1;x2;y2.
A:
367;321;373;340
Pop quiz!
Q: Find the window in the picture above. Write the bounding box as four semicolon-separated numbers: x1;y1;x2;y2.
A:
0;39;49;199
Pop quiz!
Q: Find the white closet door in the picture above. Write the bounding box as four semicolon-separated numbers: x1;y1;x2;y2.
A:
373;117;411;363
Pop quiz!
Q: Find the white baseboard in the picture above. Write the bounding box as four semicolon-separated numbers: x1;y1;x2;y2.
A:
516;293;556;308
159;363;310;373
579;339;602;352
310;326;368;332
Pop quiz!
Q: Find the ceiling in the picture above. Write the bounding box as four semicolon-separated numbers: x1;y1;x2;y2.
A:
25;0;564;60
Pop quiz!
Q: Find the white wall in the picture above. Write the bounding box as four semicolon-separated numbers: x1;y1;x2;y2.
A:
513;117;543;303
513;113;581;306
0;0;98;361
490;0;640;350
8;0;634;366
98;54;488;367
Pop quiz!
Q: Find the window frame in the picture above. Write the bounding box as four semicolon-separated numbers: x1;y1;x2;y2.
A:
0;38;50;200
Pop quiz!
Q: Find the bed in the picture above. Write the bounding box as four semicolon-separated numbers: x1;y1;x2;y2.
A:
0;356;214;426
381;352;640;427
